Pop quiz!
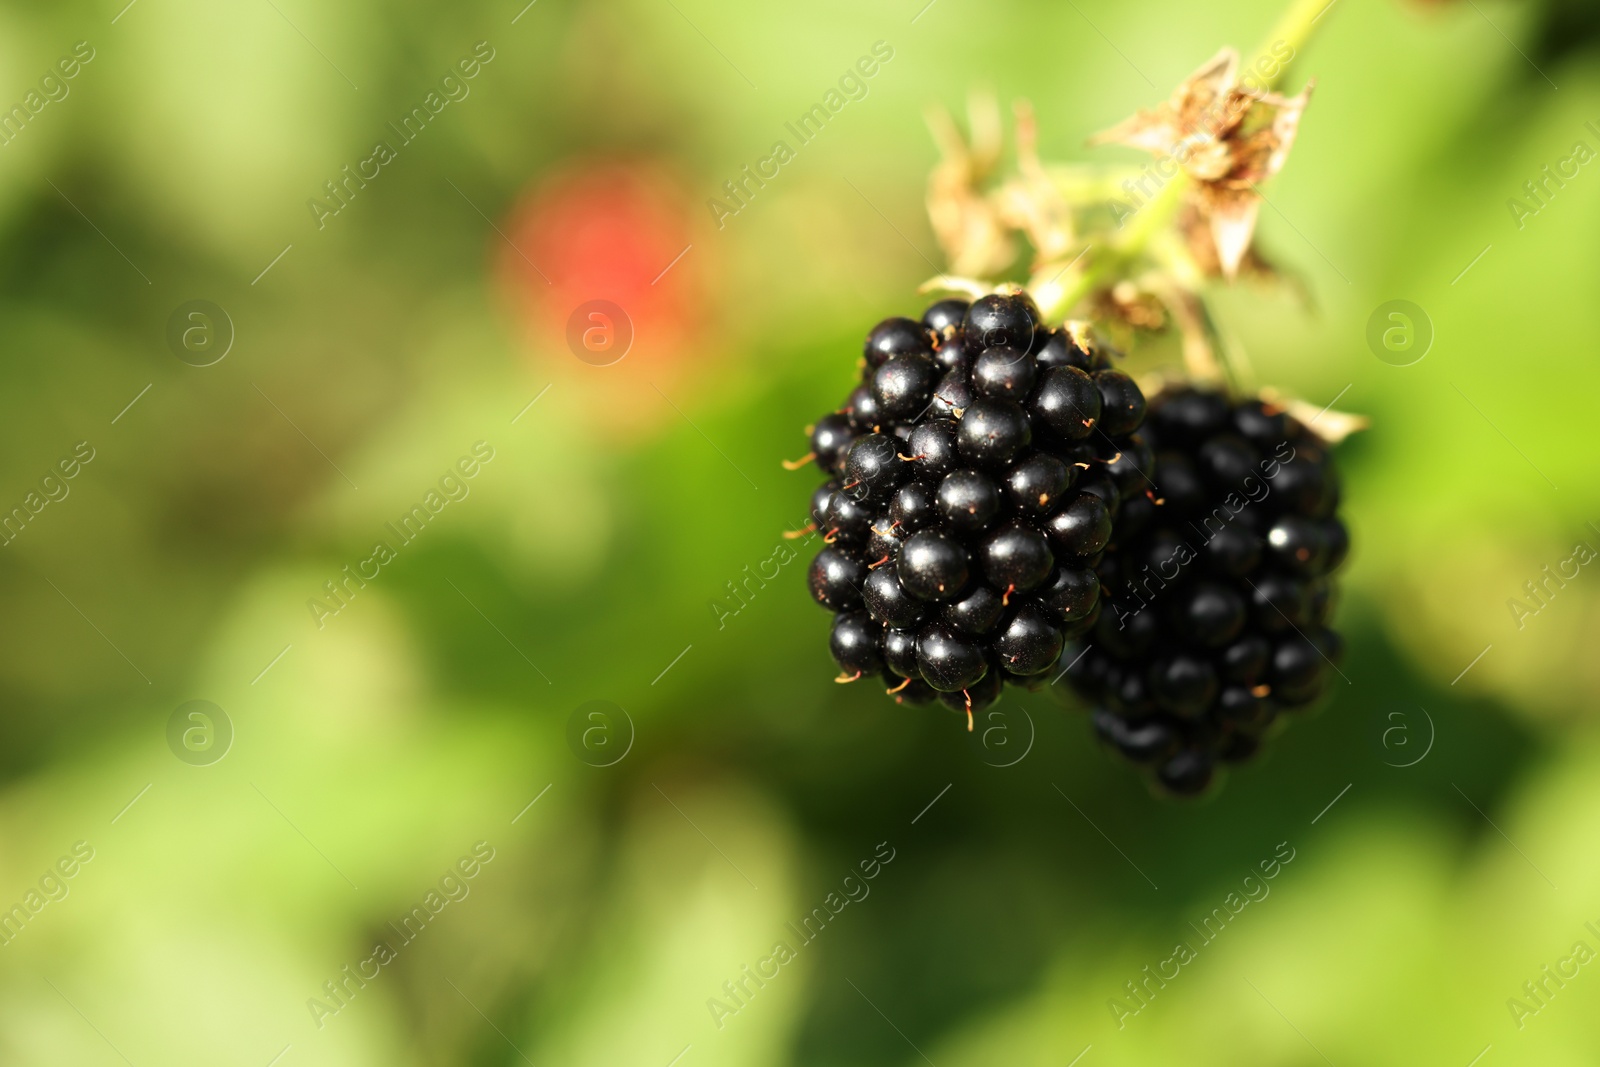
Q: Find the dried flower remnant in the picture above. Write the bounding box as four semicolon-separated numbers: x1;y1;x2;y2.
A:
995;99;1079;269
1093;47;1313;279
925;93;1018;280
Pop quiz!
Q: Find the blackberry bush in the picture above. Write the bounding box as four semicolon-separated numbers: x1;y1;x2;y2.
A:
1063;385;1348;796
798;290;1150;729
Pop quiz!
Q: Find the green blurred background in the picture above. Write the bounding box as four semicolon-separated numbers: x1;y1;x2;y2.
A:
1;0;1597;1063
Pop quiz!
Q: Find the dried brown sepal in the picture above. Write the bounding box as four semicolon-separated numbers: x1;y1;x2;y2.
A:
1096;281;1169;332
1093;49;1314;279
925;93;1017;279
1135;272;1227;384
1092;50;1243;156
994;99;1077;267
1180;202;1275;281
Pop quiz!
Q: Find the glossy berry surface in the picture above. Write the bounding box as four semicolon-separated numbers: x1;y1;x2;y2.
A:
980;522;1053;593
808;546;865;611
793;294;1149;729
1005;452;1073;516
1034;328;1098;372
906;419;960;475
889;479;939;533
1031;367;1101;440
943;584;1004;635
1093;370;1147;436
937;468;1001;535
898;531;970;602
882;627;920;678
863;564;927;628
957;398;1032;467
1064;385;1348;797
843;433;906;503
915;625;989;692
864;316;934;367
872;354;937;422
1044;493;1112;557
810;413;855;475
829;612;884;679
964;293;1036;351
921;298;970;335
972;346;1036;400
993;605;1065;676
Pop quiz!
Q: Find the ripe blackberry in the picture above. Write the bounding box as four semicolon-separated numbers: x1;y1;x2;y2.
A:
792;293;1149;730
1064;385;1348;797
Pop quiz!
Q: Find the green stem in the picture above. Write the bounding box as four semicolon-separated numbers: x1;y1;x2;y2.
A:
1258;0;1338;92
1030;181;1185;323
1042;164;1147;202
